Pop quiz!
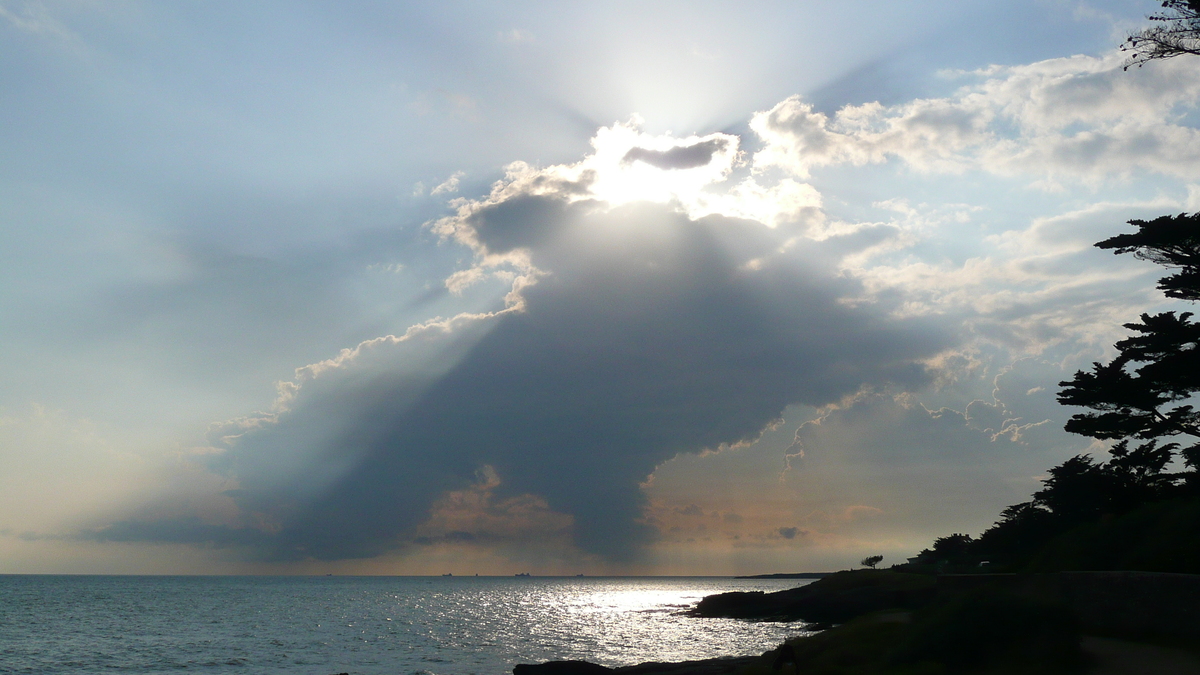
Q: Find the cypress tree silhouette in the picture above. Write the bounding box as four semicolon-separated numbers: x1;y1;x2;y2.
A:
1058;214;1200;477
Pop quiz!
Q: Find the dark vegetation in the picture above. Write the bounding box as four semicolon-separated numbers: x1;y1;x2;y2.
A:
739;589;1084;675
903;214;1200;576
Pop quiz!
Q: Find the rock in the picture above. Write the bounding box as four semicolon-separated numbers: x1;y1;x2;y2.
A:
513;656;760;675
615;656;758;674
691;570;936;623
513;661;614;675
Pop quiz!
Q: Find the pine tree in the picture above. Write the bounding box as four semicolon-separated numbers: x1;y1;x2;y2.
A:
1058;214;1200;475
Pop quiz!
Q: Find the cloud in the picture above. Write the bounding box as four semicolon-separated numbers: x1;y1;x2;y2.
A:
431;171;465;196
780;389;1077;544
752;53;1200;182
88;48;1200;568
84;518;269;547
0;1;79;44
622;138;732;170
100;121;954;563
777;526;802;539
844;196;1181;354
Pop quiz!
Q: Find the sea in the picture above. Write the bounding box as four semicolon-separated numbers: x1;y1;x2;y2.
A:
0;575;815;675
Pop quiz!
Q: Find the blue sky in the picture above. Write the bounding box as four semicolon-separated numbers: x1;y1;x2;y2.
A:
2;0;1197;574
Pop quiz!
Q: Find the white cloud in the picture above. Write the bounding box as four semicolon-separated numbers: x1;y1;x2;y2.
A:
431;171;465;195
753;53;1200;182
0;1;79;43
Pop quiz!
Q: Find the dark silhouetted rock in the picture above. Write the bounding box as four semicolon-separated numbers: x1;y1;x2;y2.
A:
691;570;936;623
513;656;759;675
614;656;757;674
514;661;614;675
771;643;796;671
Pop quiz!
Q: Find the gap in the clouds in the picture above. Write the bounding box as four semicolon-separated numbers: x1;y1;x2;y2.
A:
1168;105;1200;136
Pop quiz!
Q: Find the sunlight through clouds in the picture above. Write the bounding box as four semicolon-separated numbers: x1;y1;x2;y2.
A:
3;0;1195;575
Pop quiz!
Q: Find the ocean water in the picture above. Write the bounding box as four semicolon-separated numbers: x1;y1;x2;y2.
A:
0;575;813;675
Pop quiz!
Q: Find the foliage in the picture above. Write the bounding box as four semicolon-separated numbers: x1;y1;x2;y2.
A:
1124;1;1200;68
861;555;884;570
1096;213;1200;302
900;215;1200;573
965;440;1190;570
892;590;1082;673
908;534;980;571
737;589;1081;675
1025;495;1200;573
1058;215;1200;476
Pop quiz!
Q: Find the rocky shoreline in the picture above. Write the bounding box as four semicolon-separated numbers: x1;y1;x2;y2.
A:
689;569;933;624
512;655;760;675
511;569;1200;675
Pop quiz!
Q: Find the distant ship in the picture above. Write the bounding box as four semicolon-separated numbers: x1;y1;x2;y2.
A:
514;572;531;577
442;573;453;577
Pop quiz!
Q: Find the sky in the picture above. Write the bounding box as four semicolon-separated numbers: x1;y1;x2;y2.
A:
3;0;1199;575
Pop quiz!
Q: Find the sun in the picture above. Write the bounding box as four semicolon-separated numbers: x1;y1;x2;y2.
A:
583;119;740;208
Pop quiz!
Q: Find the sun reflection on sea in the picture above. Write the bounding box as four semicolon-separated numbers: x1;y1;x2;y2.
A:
492;577;817;666
571;588;699;615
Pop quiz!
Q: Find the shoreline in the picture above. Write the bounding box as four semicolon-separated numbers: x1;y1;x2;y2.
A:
514;654;763;675
733;572;832;579
515;569;1200;675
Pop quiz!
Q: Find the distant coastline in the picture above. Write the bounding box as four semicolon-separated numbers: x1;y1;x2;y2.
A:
733;572;833;579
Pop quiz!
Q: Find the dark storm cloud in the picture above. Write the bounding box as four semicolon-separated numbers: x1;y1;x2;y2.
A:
621;139;730;170
99;170;954;563
195;193;950;561
85;518;271;547
412;531;477;545
463;192;589;254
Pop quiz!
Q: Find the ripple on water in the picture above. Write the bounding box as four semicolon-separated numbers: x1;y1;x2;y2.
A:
0;575;813;675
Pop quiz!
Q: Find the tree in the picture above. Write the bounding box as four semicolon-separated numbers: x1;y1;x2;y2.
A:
1058;214;1200;477
910;534;979;570
974;502;1057;565
1098;213;1200;302
969;215;1200;567
1124;1;1200;69
860;555;883;569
